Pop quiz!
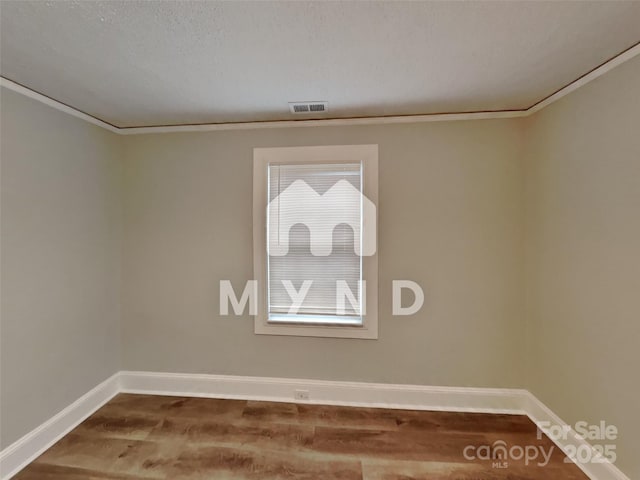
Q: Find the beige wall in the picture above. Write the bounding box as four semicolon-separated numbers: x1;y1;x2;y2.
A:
2;52;638;478
121;120;525;388
525;55;640;478
0;88;122;448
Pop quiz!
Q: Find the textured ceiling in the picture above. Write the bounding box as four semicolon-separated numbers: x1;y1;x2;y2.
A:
1;1;639;128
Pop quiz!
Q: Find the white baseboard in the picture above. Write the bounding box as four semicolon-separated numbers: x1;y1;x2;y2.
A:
0;371;629;480
522;392;630;480
0;373;120;480
119;370;528;414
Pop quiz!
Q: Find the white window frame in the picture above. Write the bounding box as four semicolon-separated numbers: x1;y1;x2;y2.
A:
253;144;378;339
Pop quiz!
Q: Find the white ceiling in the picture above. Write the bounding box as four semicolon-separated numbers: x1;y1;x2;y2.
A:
1;1;639;128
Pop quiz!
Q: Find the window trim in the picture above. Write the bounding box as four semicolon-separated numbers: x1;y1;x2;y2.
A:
253;144;378;339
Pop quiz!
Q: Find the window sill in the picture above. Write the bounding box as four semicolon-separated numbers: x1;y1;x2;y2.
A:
268;314;363;327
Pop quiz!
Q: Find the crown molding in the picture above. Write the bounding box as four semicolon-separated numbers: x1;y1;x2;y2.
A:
0;78;120;134
2;41;639;135
527;41;640;115
116;109;527;135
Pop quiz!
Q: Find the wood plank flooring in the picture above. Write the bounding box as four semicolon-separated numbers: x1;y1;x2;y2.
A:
13;394;589;479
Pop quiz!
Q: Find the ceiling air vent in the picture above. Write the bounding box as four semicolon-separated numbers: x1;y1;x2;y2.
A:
289;101;329;114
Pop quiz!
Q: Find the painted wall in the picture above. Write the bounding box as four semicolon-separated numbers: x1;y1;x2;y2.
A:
525;55;640;478
3;52;638;478
121;120;525;388
0;88;122;448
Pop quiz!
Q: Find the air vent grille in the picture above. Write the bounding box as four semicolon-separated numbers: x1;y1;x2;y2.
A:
289;101;329;114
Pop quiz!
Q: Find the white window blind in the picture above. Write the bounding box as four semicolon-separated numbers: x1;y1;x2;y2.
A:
267;162;363;325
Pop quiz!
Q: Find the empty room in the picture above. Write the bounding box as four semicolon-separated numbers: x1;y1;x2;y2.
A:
0;1;638;479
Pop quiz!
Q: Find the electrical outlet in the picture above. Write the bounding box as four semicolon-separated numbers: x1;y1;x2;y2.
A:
294;389;310;401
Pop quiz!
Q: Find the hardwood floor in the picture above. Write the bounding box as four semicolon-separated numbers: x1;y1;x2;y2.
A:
14;394;588;479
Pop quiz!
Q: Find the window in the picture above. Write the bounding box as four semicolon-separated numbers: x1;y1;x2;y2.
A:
253;145;378;338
